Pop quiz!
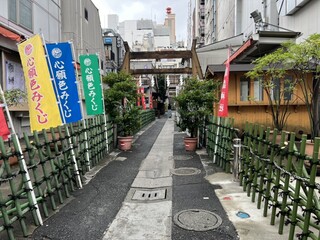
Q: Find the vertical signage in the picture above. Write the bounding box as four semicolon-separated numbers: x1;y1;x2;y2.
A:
46;42;82;123
18;34;62;131
79;54;103;115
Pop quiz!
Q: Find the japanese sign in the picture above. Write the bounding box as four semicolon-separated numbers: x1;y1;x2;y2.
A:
5;60;25;90
18;34;62;131
46;42;82;123
79;54;103;115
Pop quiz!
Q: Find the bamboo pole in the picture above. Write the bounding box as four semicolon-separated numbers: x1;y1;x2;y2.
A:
0;85;43;226
96;53;109;153
43;36;82;188
71;43;91;171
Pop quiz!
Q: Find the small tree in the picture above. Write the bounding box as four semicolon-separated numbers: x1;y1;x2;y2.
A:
175;78;219;138
285;34;320;139
103;71;140;137
246;47;298;131
247;34;320;138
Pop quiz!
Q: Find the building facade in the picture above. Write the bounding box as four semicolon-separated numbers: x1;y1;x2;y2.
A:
0;0;62;136
195;0;319;134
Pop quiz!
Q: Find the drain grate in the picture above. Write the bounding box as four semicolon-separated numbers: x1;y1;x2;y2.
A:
171;167;201;176
173;209;222;231
132;189;167;201
173;155;193;161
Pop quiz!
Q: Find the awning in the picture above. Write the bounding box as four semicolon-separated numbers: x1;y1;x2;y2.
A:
224;31;301;64
206;64;255;77
0;26;22;42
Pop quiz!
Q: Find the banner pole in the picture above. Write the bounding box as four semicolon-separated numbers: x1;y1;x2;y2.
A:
71;43;91;171
43;35;82;188
96;53;109;152
0;85;43;225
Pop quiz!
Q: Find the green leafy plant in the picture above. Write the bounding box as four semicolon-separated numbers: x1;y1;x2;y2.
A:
175;77;219;138
3;89;27;106
103;71;140;137
247;34;320;138
246;47;298;131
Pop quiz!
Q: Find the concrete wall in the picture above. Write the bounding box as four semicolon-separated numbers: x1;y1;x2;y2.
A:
279;0;320;42
61;0;105;68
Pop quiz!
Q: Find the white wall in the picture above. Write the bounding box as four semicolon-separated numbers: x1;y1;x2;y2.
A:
33;0;61;42
154;36;171;49
279;0;320;42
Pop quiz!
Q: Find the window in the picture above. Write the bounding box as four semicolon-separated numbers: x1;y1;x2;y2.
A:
8;0;32;30
284;75;293;100
271;78;280;101
254;78;263;101
84;8;88;21
240;76;250;101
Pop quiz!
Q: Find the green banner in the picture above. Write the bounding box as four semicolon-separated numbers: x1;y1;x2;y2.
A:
79;54;103;115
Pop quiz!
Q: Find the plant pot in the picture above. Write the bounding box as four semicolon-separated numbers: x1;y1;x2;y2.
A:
46;131;62;151
184;137;198;151
118;136;133;151
0;147;19;166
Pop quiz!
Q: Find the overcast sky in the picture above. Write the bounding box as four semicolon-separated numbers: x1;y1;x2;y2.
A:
91;0;190;42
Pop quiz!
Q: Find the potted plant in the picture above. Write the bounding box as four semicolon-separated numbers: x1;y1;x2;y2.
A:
175;77;219;151
103;71;140;151
0;89;27;165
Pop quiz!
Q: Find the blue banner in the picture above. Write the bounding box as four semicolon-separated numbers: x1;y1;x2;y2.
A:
46;42;82;123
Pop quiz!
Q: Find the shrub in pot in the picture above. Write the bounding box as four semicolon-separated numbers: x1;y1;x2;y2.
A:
103;72;140;150
175;77;219;151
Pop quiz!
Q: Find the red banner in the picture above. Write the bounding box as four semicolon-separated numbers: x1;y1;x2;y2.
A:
0;107;10;140
149;91;153;109
140;87;146;110
218;48;231;117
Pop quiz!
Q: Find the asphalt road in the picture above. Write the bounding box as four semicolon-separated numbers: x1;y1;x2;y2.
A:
26;117;238;240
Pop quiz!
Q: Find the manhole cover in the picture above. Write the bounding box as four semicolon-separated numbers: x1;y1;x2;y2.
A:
174;209;222;231
173;155;193;160
171;167;201;176
132;189;166;201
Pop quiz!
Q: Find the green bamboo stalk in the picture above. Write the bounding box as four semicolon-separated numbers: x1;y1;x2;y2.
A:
0;139;28;236
289;135;307;239
242;122;253;191
42;129;64;205
301;138;320;240
63;125;82;189
248;124;259;201
278;132;295;234
23;132;48;218
0;157;15;239
34;131;56;210
220;118;228;170
270;130;286;225
58;126;75;193
257;126;269;209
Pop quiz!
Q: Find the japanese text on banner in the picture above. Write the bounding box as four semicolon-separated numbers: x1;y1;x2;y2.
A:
18;34;62;131
46;42;82;123
79;54;103;115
